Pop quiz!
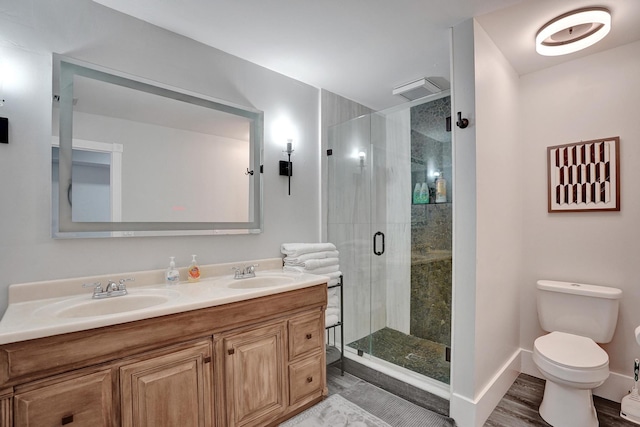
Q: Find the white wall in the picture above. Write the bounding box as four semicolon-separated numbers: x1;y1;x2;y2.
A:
520;40;640;394
0;0;320;314
450;20;522;427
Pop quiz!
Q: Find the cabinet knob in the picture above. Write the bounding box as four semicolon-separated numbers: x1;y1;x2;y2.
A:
62;414;74;425
306;376;313;383
306;333;312;339
228;349;235;355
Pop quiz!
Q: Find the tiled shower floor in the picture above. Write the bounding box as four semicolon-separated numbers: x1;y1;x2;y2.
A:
348;327;450;384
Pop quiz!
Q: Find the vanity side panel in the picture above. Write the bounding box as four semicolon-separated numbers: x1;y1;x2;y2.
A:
0;388;12;427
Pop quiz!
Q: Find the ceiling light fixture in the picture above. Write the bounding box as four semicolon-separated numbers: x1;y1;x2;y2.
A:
535;7;611;56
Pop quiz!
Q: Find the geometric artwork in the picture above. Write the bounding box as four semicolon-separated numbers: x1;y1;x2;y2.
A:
547;137;620;212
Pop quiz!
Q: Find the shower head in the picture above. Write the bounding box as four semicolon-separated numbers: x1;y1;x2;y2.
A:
392;77;448;101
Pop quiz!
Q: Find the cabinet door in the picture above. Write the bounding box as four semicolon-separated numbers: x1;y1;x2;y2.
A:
14;370;113;427
120;340;212;427
224;322;286;427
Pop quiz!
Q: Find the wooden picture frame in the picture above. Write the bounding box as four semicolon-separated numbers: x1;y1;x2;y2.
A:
547;137;620;212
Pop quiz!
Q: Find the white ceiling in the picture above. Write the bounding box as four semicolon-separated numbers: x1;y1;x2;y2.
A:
92;0;640;111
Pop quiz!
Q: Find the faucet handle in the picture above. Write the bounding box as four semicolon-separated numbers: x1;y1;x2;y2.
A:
118;277;134;290
245;264;259;274
82;282;103;293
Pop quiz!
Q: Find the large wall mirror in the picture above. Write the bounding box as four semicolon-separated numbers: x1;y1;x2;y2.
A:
52;54;263;238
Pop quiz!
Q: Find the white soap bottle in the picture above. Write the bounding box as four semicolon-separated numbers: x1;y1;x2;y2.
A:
165;257;180;285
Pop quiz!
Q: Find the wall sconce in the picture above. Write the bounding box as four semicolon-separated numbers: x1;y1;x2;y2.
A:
358;151;366;168
279;139;294;195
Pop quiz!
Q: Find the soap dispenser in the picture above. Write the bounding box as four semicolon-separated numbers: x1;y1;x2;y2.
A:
188;254;201;283
165;257;180;285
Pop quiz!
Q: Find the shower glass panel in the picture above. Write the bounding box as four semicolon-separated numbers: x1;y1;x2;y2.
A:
327;95;452;386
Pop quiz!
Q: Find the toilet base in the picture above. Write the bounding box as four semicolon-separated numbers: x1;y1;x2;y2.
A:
539;380;599;427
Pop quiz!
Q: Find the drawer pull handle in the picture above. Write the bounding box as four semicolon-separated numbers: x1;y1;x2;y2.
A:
62;414;74;425
228;349;235;355
306;333;312;339
306;376;313;383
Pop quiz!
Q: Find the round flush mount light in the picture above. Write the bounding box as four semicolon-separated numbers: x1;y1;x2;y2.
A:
536;7;611;56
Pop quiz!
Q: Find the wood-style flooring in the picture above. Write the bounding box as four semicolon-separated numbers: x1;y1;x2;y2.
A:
330;359;636;426
486;374;637;426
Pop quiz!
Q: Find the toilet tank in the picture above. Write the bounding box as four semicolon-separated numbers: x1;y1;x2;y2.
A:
536;280;622;343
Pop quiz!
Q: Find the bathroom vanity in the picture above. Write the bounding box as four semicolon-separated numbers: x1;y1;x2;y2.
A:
0;258;327;427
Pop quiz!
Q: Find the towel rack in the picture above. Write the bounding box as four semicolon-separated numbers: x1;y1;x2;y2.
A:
326;275;344;376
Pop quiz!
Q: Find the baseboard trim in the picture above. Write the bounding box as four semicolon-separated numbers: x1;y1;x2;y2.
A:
450;349;521;427
520;348;633;403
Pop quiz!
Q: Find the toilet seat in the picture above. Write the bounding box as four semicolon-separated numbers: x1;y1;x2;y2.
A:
534;331;609;386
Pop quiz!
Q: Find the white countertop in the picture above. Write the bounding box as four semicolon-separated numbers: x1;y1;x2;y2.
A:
0;258;328;345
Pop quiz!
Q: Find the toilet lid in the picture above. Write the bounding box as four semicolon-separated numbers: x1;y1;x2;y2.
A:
534;331;608;369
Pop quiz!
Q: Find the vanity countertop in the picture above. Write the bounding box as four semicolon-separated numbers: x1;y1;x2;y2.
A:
0;258;328;345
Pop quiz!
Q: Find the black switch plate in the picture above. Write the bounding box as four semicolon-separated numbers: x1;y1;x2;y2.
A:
0;117;7;144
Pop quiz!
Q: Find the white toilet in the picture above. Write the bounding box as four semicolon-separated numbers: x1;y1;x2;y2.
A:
533;280;622;427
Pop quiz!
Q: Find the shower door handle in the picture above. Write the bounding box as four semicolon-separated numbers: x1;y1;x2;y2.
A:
373;231;385;256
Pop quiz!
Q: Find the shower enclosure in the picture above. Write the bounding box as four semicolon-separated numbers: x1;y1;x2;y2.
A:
327;94;452;393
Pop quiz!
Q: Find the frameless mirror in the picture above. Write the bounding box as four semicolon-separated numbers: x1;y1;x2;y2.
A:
52;54;263;237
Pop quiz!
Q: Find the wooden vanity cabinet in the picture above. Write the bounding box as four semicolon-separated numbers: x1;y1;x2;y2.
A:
286;311;326;411
0;283;327;427
13;369;114;427
222;321;287;427
120;340;213;427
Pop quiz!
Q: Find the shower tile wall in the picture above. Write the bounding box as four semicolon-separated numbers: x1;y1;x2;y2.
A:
410;97;452;347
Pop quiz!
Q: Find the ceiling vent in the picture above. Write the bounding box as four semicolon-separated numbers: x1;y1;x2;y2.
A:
392;77;446;101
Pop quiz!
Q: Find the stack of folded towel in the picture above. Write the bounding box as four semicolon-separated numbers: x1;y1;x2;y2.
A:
281;243;342;328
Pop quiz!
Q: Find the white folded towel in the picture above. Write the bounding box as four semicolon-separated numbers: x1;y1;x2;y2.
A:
326;314;340;328
284;250;340;265
283;264;340;275
286;257;339;271
326;307;340;317
281;243;337;257
324;271;342;281
328;278;340;287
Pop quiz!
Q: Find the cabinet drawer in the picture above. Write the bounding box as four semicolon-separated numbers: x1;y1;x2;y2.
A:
288;354;323;406
14;370;113;427
288;311;323;360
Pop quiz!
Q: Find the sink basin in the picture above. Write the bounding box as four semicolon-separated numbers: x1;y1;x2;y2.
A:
35;289;180;319
226;275;296;289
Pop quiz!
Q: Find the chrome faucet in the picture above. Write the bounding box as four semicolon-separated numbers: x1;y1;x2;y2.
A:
232;264;258;279
83;277;134;299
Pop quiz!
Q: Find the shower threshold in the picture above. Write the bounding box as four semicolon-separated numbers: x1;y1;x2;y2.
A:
347;327;450;384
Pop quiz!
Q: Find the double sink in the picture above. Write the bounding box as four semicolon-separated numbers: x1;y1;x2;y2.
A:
0;262;324;345
35;274;297;319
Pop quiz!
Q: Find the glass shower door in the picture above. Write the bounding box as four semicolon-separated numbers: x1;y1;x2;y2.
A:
327;96;452;387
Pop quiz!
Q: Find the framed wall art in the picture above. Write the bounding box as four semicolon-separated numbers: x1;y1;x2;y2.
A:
547;137;620;213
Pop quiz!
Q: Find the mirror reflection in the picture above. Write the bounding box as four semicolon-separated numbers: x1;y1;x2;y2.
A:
52;55;263;237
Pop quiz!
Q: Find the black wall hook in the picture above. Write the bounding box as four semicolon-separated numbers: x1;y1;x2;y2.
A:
456;112;469;129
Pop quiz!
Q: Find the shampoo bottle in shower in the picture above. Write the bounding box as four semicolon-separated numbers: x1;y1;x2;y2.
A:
413;183;421;204
188;254;201;282
420;183;429;204
165;256;180;285
436;175;447;203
